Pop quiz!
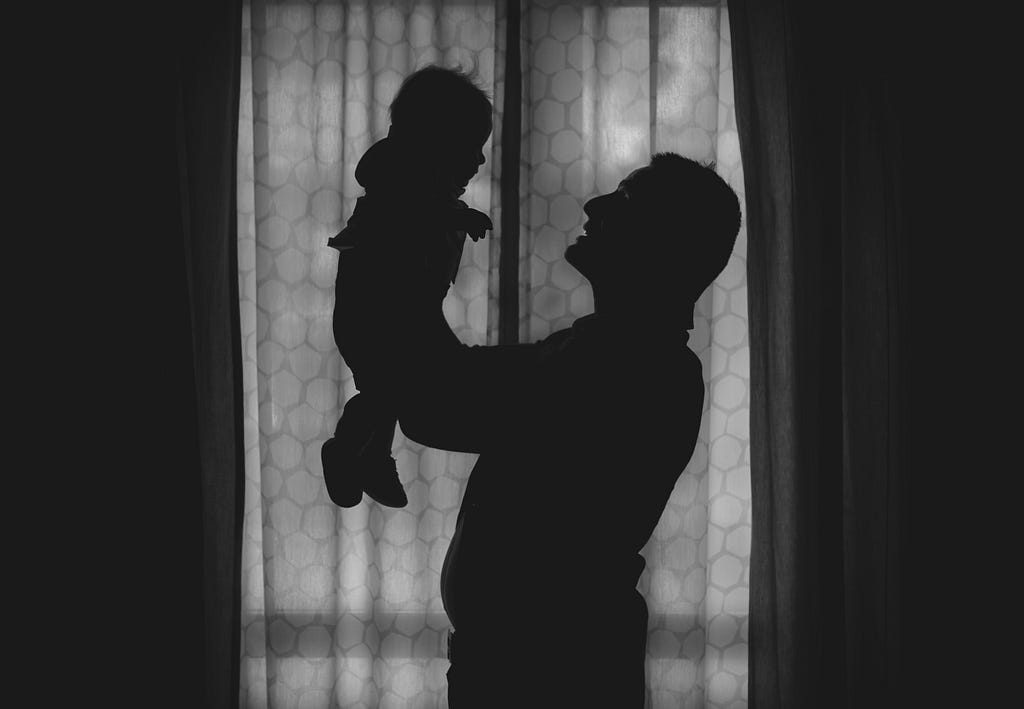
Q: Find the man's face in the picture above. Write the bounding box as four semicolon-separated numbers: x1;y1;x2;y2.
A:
565;166;654;281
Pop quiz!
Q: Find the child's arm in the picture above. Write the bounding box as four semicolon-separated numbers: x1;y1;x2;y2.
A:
449;201;492;242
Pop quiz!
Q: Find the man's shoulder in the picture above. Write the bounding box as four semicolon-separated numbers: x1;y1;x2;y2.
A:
540;326;577;350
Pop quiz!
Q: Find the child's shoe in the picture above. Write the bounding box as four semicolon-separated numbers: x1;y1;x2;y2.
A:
321;439;366;507
361;454;408;508
322;395;375;508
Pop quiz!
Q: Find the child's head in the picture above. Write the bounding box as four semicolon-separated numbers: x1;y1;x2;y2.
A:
388;65;493;194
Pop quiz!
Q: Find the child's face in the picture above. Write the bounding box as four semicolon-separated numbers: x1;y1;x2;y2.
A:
434;119;492;196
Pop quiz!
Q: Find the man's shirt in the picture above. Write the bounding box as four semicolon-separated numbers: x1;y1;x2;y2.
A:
395;313;706;632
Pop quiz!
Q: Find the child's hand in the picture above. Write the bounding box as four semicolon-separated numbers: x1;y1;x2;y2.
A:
451;204;493;242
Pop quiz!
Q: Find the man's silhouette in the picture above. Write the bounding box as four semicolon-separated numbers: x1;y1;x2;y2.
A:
388;153;742;707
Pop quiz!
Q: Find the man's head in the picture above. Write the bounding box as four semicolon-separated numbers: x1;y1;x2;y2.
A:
565;153;742;317
389;65;493;195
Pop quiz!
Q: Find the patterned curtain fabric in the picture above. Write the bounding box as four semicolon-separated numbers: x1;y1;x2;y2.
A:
236;2;750;707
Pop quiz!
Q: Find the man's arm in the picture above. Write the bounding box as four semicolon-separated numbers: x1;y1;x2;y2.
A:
394;309;549;453
357;241;564;453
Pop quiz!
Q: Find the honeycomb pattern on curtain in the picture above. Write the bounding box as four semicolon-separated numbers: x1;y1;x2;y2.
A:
236;2;749;707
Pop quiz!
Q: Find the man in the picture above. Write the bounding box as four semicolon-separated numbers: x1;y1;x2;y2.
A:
393;153;742;707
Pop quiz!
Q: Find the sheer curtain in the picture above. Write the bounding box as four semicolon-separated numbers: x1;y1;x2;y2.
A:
236;2;750;707
515;5;750;708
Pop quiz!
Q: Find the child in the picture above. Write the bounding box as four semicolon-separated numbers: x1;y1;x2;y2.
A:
321;66;494;508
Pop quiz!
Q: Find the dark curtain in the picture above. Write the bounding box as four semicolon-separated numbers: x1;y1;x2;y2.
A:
171;0;245;706
729;1;909;707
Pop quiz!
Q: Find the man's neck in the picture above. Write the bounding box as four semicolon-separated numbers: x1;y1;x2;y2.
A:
592;290;644;324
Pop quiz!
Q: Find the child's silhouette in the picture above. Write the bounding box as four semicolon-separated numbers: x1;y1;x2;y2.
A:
321;66;493;508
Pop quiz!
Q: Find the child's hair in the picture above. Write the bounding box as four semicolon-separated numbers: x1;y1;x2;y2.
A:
389;65;492;143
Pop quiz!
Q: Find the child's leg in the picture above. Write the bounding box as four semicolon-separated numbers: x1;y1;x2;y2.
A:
322;393;377;507
359;408;407;508
328;251;407;507
323;394;408;508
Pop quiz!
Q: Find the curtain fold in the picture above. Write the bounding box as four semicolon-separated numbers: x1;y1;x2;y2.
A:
729;1;907;707
175;0;247;706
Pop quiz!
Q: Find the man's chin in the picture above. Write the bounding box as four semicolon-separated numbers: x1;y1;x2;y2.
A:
564;245;593;284
564;242;581;267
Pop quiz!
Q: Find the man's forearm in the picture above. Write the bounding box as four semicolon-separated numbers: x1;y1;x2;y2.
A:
397;348;540;453
394;309;540;453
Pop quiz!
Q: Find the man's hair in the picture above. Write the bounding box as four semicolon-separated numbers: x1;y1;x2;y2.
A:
641;152;742;296
389;65;492;141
